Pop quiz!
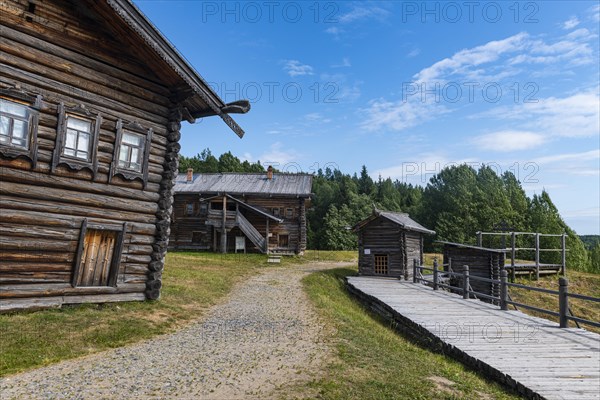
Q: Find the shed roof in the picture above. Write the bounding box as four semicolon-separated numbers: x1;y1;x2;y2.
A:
103;0;248;136
437;241;507;253
353;210;435;235
174;173;313;197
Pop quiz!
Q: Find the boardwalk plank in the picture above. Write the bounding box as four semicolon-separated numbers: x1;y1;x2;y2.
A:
347;277;600;400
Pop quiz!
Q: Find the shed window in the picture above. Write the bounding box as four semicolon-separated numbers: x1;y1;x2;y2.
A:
186;203;194;216
278;234;289;247
63;116;92;160
192;231;203;243
272;208;280;217
374;255;388;275
0;99;30;150
286;208;294;219
118;132;144;172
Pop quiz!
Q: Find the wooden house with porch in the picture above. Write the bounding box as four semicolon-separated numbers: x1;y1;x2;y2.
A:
169;168;312;255
0;0;249;312
353;210;435;279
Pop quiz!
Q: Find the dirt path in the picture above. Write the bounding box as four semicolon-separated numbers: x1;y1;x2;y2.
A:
0;263;346;399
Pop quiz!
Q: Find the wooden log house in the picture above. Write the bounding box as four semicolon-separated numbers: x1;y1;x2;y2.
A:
169;168;312;255
353;210;435;279
0;0;249;311
439;242;506;301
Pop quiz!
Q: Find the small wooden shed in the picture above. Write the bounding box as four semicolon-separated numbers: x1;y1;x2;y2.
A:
439;242;506;301
353;210;435;279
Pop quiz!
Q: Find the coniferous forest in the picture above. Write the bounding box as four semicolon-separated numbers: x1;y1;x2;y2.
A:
179;150;597;273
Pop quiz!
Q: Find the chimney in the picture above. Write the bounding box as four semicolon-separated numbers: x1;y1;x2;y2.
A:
266;165;273;180
186;168;193;183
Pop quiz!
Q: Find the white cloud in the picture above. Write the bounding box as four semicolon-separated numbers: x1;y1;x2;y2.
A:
413;30;596;83
407;48;421;58
332;57;352;68
320;73;362;102
337;6;390;24
360;98;446;132
259;142;300;166
303;112;332;124
473;130;546;152
562;16;580;30
590;4;600;22
282;60;314;77
414;33;529;82
533;150;600;164
490;91;600;139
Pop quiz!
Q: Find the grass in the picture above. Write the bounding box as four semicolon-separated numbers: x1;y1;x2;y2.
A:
300;267;522;400
509;270;600;333
0;252;272;377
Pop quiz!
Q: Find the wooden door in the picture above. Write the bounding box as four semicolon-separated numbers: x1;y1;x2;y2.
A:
76;229;117;287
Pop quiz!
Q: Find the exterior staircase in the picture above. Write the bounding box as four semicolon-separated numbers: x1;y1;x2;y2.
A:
236;212;267;253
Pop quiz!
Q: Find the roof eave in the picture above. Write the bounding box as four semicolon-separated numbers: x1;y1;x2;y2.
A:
107;0;248;137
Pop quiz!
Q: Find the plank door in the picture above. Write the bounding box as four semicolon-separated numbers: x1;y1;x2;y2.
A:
76;229;117;287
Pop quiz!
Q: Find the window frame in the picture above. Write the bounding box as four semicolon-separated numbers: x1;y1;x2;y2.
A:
374;254;389;275
186;203;195;216
278;233;290;248
109;119;152;189
72;219;126;288
52;102;101;178
285;208;294;219
0;89;41;168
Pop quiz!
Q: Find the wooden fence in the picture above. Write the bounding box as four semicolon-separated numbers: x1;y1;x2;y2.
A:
413;259;600;330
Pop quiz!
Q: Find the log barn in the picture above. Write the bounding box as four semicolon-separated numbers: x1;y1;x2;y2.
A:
439;242;506;301
169;168;312;255
0;0;249;311
353;210;435;279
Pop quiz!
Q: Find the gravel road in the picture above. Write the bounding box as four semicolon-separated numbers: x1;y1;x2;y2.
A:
0;263;343;399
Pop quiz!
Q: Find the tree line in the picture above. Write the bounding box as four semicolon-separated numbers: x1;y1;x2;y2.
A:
179;149;598;273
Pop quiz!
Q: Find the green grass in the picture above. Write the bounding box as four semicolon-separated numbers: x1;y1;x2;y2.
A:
509;270;600;333
300;267;522;400
0;252;272;377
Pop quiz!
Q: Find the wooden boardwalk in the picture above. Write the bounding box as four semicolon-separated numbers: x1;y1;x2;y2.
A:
346;277;600;400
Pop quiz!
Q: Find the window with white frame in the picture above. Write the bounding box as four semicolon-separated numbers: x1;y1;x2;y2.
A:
63;115;92;161
0;93;40;168
118;131;144;172
52;102;101;178
109;119;152;188
0;99;30;150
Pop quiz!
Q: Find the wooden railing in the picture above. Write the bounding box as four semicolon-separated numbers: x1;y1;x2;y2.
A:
413;259;600;329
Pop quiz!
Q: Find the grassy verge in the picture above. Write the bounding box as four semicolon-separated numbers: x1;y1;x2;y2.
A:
0;252;271;377
509;270;600;333
301;267;521;400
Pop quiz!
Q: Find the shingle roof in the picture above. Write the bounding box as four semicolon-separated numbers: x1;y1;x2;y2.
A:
354;210;435;234
174;173;313;197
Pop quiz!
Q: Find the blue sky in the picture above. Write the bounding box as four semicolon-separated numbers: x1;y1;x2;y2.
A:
134;1;600;235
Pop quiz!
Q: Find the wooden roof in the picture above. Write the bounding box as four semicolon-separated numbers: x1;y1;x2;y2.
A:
353;210;435;235
174;173;313;197
101;0;248;136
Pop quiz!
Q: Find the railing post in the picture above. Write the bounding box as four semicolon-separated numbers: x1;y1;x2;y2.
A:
462;265;469;299
433;258;439;291
559;277;569;328
476;231;482;247
535;233;540;280
510;232;516;282
561;233;567;277
413;259;418;283
500;269;508;311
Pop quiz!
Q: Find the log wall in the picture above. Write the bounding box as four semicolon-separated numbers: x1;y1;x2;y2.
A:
357;218;424;279
169;194;309;254
0;0;183;311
